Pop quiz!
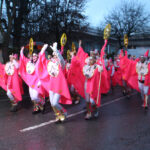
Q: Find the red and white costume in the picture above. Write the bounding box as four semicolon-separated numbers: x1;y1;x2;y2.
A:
0;55;23;111
37;44;72;121
120;50;150;108
19;48;46;113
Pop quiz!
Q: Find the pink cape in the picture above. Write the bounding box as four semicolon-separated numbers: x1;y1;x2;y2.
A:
88;40;110;106
86;69;103;107
0;63;7;91
60;46;64;55
97;40;110;94
68;40;110;106
0;62;24;102
120;55;150;94
114;67;123;86
19;51;46;97
37;52;72;105
67;50;87;98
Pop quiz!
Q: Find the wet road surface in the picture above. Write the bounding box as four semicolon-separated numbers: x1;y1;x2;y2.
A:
0;86;150;150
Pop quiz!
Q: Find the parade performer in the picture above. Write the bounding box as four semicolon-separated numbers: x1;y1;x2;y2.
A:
68;24;111;120
68;39;109;120
37;43;72;123
120;50;150;109
66;48;81;105
19;47;46;114
0;54;23;112
119;50;131;96
81;39;109;119
114;56;123;87
136;55;149;108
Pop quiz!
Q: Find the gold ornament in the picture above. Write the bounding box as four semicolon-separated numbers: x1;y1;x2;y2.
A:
60;33;67;46
72;42;76;53
124;34;128;48
104;24;111;40
67;50;71;61
29;38;34;55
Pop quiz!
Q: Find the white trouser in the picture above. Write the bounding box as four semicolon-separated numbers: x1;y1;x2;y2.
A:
49;90;62;110
138;81;149;100
7;89;14;101
29;87;40;102
84;79;95;105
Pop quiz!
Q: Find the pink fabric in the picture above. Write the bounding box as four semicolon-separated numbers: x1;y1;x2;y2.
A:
144;50;149;57
66;48;88;98
119;56;150;94
97;40;110;93
67;40;110;106
86;69;101;106
60;46;64;55
19;51;46;97
0;63;7;91
4;63;23;102
87;40;109;106
114;67;123;86
37;52;72;104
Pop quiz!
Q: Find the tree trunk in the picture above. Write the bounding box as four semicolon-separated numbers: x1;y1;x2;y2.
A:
2;43;9;63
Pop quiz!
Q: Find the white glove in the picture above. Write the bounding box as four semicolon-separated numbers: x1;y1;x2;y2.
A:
20;46;24;56
50;42;57;52
41;44;48;54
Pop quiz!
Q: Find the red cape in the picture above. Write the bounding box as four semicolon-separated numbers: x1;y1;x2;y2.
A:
0;63;7;91
19;51;46;97
0;62;24;102
37;52;72;105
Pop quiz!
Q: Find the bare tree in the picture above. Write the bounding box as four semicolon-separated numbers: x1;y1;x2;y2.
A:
103;0;150;49
0;0;17;62
0;0;88;62
28;0;88;46
0;0;46;62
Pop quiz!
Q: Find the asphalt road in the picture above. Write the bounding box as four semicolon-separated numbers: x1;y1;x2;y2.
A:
0;86;150;150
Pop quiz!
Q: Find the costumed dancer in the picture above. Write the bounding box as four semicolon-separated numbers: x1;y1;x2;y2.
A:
114;56;123;87
119;50;131;96
38;43;72;123
68;25;111;120
136;55;149;109
120;50;150;109
66;47;80;104
81;39;108;119
19;47;46;114
1;54;23;112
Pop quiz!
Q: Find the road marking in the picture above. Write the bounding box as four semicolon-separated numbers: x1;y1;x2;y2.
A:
20;92;137;133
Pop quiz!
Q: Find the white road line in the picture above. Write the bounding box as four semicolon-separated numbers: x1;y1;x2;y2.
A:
20;92;137;133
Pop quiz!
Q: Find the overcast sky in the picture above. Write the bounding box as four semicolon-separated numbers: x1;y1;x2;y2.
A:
85;0;150;27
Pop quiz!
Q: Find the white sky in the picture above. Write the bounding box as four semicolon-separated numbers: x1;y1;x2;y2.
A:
85;0;150;27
